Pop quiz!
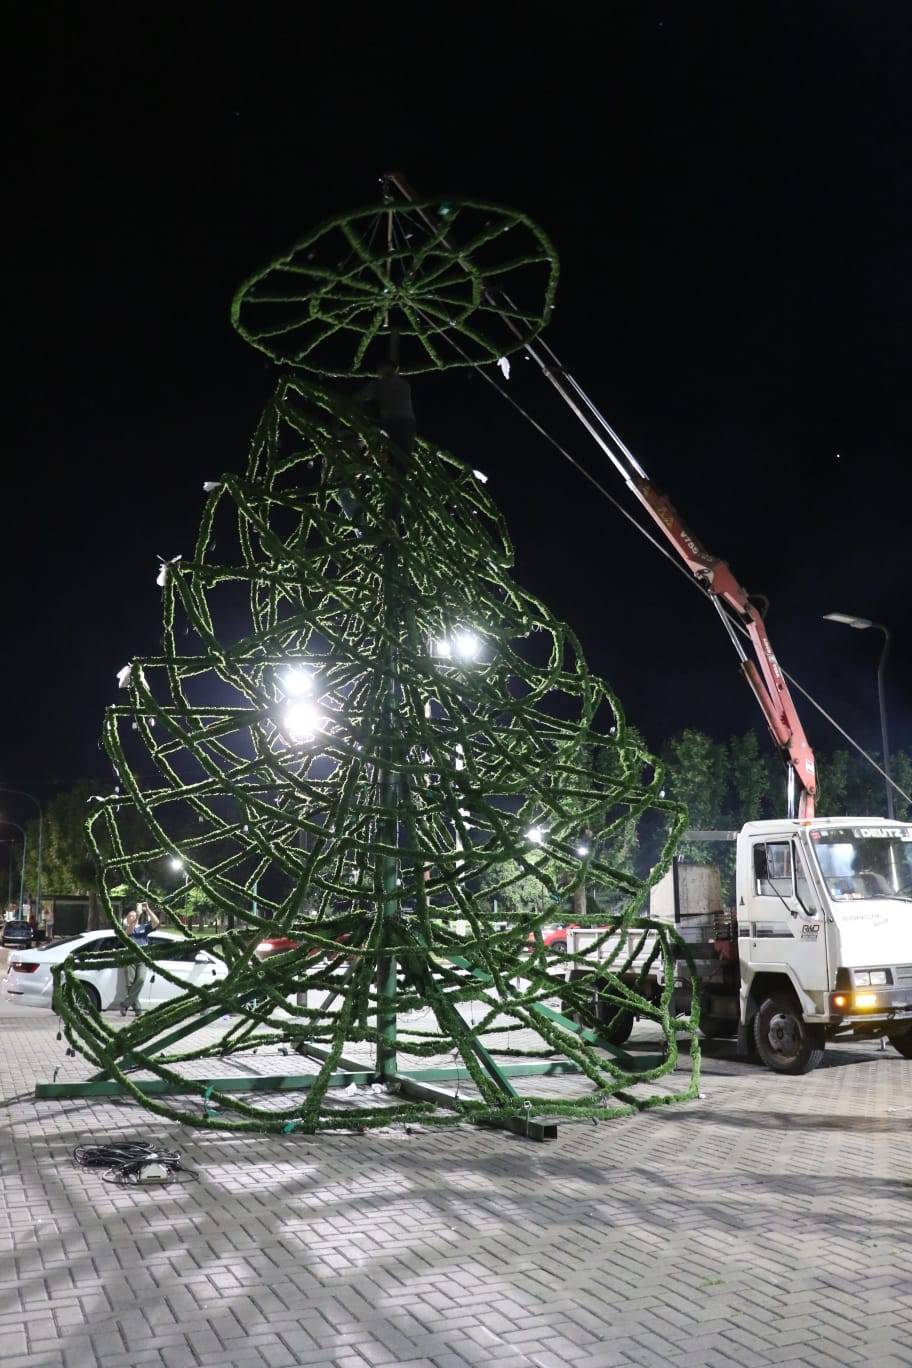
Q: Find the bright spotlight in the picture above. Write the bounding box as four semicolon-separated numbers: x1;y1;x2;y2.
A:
525;825;545;845
169;857;185;872
452;630;481;661
434;638;452;660
283;700;323;742
282;666;313;696
576;843;590;858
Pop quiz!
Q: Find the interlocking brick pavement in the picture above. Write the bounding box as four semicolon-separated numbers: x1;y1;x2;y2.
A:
1;999;911;1368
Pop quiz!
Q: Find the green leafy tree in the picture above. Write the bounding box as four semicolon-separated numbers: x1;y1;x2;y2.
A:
22;783;98;897
891;752;912;821
728;730;774;822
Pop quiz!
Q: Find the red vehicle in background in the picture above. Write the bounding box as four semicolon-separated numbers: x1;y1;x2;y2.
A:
255;936;299;960
255;931;352;961
525;923;579;955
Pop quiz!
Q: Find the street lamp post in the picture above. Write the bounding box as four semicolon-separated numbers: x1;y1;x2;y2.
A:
823;613;894;820
0;787;43;925
0;820;28;916
169;857;193;926
1;839;16;907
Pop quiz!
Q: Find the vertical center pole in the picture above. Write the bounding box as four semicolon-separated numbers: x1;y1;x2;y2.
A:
374;203;406;1079
376;635;400;1079
375;445;403;1078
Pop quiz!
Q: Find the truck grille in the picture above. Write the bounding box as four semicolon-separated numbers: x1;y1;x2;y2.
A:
895;965;912;987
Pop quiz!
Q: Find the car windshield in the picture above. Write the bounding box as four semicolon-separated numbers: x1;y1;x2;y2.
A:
810;826;912;903
44;935;87;949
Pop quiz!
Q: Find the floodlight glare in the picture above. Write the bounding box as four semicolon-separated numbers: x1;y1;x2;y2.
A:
284;700;323;742
282;666;314;695
525;825;545;845
453;630;481;661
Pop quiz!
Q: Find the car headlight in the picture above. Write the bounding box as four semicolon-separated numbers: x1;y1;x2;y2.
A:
869;970;889;986
853;971;871;986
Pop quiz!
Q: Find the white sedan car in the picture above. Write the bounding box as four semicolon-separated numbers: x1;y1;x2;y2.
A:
1;928;227;1012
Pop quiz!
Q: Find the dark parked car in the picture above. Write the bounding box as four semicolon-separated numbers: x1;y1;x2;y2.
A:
1;921;34;948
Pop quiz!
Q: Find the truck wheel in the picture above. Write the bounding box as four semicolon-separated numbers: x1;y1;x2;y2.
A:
597;1004;634;1045
753;993;824;1075
888;1032;912;1059
699;1016;737;1040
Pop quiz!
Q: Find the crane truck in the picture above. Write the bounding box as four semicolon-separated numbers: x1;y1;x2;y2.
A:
561;433;912;1074
379;173;911;1074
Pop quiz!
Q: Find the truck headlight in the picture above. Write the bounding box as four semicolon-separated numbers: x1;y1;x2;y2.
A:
853;971;871;986
854;992;878;1009
869;970;889;986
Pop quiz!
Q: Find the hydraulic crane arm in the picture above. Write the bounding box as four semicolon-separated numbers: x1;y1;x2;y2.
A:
631;478;817;818
379;171;817;818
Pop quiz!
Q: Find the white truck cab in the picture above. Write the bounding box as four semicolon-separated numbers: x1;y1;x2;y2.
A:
733;816;912;1070
565;816;912;1074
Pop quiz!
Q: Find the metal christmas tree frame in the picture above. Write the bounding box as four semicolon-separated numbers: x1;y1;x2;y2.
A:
41;194;699;1137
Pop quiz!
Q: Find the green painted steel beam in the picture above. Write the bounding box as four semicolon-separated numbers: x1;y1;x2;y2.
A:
35;1057;584;1101
88;1003;232;1081
404;1060;582;1081
35;1069;367;1099
295;1041;373;1074
528;1000;659;1068
441;950;666;1072
395;1074;558;1141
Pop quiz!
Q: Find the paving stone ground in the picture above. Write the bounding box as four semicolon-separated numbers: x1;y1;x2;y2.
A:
1;976;911;1368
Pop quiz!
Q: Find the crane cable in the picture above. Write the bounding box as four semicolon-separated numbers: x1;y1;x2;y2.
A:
381;208;912;808
479;358;912;807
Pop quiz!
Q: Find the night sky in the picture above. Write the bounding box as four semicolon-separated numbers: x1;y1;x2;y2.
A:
6;2;911;803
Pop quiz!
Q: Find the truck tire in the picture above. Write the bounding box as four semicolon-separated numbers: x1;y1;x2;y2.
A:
753;992;825;1075
888;1032;912;1059
596;1004;635;1046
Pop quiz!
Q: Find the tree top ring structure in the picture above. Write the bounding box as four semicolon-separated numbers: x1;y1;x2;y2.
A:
230;199;559;376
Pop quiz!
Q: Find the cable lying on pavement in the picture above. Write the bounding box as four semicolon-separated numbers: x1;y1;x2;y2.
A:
73;1141;195;1186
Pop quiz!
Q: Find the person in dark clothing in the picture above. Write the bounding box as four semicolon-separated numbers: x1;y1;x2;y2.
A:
354;362;416;461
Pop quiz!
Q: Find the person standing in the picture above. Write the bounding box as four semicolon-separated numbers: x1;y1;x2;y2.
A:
118;901;160;1016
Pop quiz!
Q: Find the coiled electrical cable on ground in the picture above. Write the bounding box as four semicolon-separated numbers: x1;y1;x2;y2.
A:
73;1141;194;1185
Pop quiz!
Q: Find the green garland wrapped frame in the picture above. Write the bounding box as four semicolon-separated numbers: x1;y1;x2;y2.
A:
49;199;700;1135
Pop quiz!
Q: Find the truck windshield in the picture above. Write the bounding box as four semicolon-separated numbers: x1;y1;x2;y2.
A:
810;826;912;902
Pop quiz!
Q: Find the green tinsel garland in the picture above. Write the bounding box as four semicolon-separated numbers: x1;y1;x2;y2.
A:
55;198;700;1133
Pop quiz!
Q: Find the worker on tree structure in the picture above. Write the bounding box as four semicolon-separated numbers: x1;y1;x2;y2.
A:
354;361;416;464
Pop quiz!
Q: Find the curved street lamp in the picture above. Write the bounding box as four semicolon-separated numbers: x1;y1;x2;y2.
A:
823;613;894;820
0;839;16;907
0;819;28;916
0;787;43;923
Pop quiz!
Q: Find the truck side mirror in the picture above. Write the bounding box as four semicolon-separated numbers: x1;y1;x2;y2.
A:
753;845;768;883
